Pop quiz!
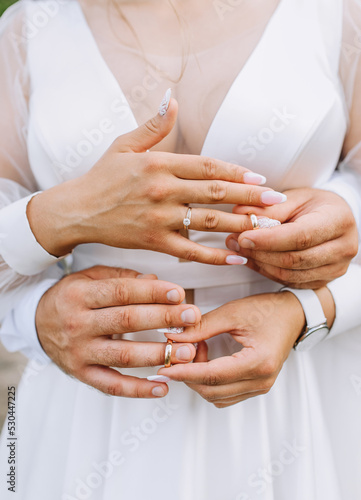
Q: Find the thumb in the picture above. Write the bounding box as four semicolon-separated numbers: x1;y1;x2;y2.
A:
113;89;178;153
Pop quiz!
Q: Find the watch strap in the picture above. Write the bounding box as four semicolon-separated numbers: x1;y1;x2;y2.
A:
280;288;327;330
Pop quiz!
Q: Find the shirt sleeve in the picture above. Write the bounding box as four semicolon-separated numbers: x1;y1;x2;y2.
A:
322;0;361;339
0;3;63;359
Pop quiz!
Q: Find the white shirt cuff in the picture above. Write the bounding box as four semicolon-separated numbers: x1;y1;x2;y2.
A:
327;263;361;338
0;279;57;363
320;171;361;229
0;193;62;276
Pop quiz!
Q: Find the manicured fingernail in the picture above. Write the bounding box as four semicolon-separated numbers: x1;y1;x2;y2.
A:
148;375;171;383
181;308;197;324
258;217;281;229
157;327;184;334
152;386;166;397
243;172;267;185
227;239;240;252
261;191;287;205
239;238;255;249
226;255;248;265
176;346;192;361
167;289;181;303
159;88;171;116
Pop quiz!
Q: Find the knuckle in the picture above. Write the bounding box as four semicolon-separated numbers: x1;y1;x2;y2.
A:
246;187;259;206
204;210;220;230
209;181;227;202
275;267;294;283
197;386;216;402
214;403;227;409
257;359;278;378
146;183;169;203
64;315;81;335
144;117;160;137
204;371;221;387
113;281;130;305
183;249;199;263
141;154;159;174
258;379;274;393
347;239;359;259
164;310;173;327
296;229;313;250
118;347;132;367
281;251;303;269
117;308;134;331
202;157;218;179
105;384;120;397
64;280;84;304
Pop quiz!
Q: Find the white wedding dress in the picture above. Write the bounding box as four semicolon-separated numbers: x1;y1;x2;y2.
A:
0;1;361;499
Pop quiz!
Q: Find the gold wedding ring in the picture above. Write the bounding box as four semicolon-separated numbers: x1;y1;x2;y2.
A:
249;213;260;230
183;207;192;231
164;340;173;368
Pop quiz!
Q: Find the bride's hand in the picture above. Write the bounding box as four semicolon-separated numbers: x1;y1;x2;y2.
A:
28;95;286;265
226;188;358;288
157;292;306;408
36;265;199;398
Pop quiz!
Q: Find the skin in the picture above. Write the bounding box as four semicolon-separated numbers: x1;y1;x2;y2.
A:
32;1;359;403
226;188;359;289
36;265;200;398
158;288;335;408
28;100;278;264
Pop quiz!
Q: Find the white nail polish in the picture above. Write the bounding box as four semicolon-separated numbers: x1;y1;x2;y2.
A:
159;88;172;116
258;217;281;229
225;255;248;265
157;327;184;334
261;191;287;205
243;172;267;185
147;375;171;383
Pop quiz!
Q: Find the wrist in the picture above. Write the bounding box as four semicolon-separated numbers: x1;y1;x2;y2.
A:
27;180;87;257
280;286;334;351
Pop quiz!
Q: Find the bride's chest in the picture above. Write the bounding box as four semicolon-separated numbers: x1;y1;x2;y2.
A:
26;0;347;192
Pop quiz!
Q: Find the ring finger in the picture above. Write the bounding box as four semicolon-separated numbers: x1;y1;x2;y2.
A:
174;207;254;233
88;339;197;368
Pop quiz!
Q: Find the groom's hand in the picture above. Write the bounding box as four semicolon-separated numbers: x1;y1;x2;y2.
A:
36;265;199;398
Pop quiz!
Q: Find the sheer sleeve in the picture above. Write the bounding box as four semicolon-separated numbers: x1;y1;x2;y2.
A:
0;3;63;325
320;0;361;338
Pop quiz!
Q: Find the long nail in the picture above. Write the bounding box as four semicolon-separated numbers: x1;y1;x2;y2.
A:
258;217;281;229
157;327;184;334
148;375;171;383
261;191;287;205
243;172;267;185
226;255;248;265
159;88;172;116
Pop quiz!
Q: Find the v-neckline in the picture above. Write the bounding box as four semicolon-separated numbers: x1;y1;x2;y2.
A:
74;0;285;155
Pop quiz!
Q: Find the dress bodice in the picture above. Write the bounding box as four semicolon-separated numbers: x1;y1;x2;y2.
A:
25;0;347;288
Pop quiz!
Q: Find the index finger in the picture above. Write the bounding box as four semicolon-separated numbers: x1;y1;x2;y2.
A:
237;218;339;252
84;278;185;309
158;352;253;386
